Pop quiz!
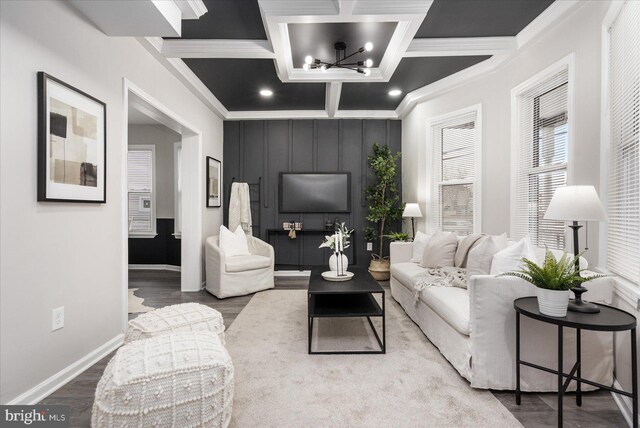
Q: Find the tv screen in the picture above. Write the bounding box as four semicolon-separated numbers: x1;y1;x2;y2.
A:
279;173;351;213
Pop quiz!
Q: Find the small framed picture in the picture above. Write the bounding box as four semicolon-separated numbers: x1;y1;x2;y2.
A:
37;72;106;202
206;156;221;208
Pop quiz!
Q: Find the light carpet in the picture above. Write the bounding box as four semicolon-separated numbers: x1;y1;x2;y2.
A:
127;288;154;314
224;289;522;427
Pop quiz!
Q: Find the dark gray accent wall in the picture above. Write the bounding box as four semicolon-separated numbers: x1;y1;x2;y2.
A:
129;219;181;266
223;119;402;269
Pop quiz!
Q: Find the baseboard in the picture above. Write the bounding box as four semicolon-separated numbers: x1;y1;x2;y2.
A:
274;270;311;277
6;334;124;405
611;378;635;427
128;264;181;272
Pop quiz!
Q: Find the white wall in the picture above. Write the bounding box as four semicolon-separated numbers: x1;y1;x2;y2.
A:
128;125;181;219
0;0;223;404
402;0;638;413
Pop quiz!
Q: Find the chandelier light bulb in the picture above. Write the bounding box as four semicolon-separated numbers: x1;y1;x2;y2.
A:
304;55;313;65
388;89;402;96
302;63;310;71
364;42;373;52
320;64;327;72
364;59;373;68
259;89;273;97
363;68;371;76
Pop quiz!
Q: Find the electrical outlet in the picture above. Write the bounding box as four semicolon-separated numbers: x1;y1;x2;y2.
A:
52;306;64;331
366;242;373;251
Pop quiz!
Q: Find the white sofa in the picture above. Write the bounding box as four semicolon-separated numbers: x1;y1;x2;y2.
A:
205;235;274;299
390;241;614;392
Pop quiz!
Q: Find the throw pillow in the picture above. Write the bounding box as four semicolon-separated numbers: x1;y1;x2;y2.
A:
420;231;458;268
490;235;538;275
411;231;433;263
466;233;509;278
454;234;485;268
219;225;250;257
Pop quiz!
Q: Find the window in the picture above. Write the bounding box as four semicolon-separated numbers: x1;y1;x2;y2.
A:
606;1;639;284
430;107;481;235
513;66;570;249
127;145;156;237
174;143;182;238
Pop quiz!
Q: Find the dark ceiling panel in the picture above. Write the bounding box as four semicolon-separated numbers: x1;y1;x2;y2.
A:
339;56;490;110
167;0;266;39
288;22;397;69
417;0;554;38
183;59;326;111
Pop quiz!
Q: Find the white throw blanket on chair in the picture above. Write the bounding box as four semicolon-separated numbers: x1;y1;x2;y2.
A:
229;182;252;236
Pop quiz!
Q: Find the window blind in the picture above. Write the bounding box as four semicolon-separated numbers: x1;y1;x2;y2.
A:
607;0;640;284
432;112;478;235
127;148;155;234
514;69;569;249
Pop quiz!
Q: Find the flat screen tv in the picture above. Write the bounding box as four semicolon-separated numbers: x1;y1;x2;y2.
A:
279;172;351;213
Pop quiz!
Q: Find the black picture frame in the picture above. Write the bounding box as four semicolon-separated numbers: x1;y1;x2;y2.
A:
206;156;221;208
37;72;107;203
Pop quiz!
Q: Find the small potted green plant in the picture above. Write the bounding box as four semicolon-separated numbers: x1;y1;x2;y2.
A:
384;232;410;242
501;250;605;317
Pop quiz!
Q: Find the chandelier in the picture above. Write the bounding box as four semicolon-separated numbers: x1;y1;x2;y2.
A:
302;41;374;75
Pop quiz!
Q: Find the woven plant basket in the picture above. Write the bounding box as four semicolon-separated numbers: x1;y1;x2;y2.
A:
368;258;390;281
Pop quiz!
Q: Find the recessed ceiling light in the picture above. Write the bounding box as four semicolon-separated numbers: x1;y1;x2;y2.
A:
364;42;373;52
259;89;273;97
388;89;402;96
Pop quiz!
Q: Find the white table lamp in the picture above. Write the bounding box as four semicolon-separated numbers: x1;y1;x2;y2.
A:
402;203;422;240
544;185;606;313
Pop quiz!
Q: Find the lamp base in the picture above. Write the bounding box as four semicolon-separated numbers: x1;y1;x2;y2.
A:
568;286;600;313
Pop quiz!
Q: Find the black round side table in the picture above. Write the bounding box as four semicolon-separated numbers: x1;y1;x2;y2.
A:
514;296;637;428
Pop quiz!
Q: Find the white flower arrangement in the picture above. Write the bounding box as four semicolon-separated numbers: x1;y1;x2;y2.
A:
319;222;353;251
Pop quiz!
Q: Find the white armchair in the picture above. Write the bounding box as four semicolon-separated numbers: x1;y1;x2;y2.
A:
205;235;274;299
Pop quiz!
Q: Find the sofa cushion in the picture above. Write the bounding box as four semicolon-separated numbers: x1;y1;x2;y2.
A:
454;234;484;268
411;231;433;263
225;254;271;272
490;236;538;275
391;262;428;286
421;286;471;336
420;231;458;268
466;234;508;278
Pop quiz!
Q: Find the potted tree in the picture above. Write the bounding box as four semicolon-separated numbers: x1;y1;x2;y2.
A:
501;250;604;317
365;144;403;281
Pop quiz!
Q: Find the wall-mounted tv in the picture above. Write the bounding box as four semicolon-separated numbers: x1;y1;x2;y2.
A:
279;172;351;213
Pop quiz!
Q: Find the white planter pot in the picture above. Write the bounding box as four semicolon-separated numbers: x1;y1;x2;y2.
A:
536;288;570;317
329;253;349;272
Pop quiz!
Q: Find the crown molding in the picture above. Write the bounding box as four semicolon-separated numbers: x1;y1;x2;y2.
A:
137;37;228;119
334;110;398;119
174;0;208;20
162;39;275;58
516;0;583;48
326;82;343;117
405;37;517;57
226;110;329;120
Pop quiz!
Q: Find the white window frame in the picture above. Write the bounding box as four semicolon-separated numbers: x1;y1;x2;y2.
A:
426;104;483;235
599;1;640;308
128;144;157;238
173;142;182;239
510;53;575;247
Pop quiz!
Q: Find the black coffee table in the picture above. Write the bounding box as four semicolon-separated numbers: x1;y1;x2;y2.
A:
307;267;385;355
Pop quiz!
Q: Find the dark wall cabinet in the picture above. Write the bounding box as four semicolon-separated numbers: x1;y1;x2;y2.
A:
223;119;402;269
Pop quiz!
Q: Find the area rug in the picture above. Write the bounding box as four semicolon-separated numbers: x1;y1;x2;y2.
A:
127;288;154;314
224;290;522;427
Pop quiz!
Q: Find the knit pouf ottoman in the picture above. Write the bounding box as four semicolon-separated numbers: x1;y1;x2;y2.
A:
126;303;225;345
92;331;234;428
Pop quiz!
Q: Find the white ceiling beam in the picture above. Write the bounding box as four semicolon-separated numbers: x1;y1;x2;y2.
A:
162;40;275;58
325;82;343;117
174;0;208;19
334;110;398;119
404;37;517;57
137;37;228;119
226;111;330;120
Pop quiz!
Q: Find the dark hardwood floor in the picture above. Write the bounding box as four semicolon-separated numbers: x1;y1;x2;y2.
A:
40;270;626;427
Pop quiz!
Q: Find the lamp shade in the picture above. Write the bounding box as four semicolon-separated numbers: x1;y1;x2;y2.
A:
403;203;422;218
544;185;607;221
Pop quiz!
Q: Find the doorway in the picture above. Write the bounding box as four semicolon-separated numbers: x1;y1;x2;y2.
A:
122;80;203;330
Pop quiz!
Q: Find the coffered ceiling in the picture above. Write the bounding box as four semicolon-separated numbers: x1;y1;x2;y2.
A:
82;0;576;119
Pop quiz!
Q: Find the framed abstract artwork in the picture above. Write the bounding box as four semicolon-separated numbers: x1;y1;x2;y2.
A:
206;156;221;208
37;72;106;202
